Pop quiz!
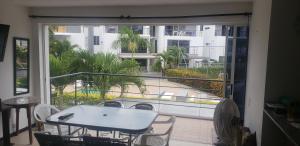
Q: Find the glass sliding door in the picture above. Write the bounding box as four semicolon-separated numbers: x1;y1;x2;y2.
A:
224;25;249;120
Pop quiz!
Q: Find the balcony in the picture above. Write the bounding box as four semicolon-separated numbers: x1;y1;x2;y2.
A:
9;72;221;146
11;72;222;146
49;72;222;119
11;117;215;146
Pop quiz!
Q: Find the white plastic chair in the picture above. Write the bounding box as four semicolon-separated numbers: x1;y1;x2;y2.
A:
134;116;176;146
34;104;80;136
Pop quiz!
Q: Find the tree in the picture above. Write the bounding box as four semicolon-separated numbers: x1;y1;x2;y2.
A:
50;39;78;58
152;46;188;75
50;50;77;107
152;51;173;76
112;26;151;58
72;51;146;100
168;46;188;68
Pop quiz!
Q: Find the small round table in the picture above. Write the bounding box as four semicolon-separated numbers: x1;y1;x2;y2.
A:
3;96;39;144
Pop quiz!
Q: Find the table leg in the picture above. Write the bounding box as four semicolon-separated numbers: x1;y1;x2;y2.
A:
2;109;11;146
15;108;20;135
68;125;71;135
128;134;132;146
26;106;33;144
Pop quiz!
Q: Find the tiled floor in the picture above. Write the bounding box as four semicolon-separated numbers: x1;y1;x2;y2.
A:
11;117;214;146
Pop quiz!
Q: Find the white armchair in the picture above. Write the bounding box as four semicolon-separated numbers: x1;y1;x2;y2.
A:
134;116;176;146
33;104;82;135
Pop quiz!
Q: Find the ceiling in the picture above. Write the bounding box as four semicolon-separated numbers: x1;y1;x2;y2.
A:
13;0;252;7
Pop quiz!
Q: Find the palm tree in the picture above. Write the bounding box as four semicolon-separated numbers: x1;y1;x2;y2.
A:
117;59;146;98
50;39;79;58
112;26;151;58
50;50;77;107
168;46;188;68
72;51;145;100
152;51;173;76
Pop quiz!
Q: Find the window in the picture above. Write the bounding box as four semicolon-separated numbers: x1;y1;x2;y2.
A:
150;26;156;37
121;41;147;53
93;36;100;45
215;25;222;36
105;25;118;33
165;25;196;36
131;25;143;34
167;40;190;53
154;40;158;53
200;25;204;31
215;25;227;36
167;40;190;67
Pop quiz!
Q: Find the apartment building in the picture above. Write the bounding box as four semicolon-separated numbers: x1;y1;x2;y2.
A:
53;25;226;71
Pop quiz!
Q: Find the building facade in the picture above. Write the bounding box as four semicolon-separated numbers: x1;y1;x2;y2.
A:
53;25;226;72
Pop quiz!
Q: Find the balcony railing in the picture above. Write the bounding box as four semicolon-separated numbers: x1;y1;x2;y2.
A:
50;72;223;119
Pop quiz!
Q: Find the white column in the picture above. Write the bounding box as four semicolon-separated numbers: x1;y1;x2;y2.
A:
157;26;165;53
146;59;151;72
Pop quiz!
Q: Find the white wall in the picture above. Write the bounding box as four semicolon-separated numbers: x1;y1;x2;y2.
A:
0;0;35;138
244;0;272;145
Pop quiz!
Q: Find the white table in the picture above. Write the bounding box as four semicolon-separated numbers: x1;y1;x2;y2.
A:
47;105;158;146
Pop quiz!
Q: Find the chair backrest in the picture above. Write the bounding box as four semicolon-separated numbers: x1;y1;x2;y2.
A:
131;103;155;111
34;132;65;146
164;116;176;145
139;116;176;146
83;136;126;146
34;104;60;123
103;101;123;108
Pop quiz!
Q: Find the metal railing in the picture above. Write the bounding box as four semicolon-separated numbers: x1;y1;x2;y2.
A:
50;72;224;119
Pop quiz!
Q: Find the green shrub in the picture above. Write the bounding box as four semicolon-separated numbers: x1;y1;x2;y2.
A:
193;67;224;79
52;91;149;108
165;68;207;78
53;92;116;108
165;68;224;97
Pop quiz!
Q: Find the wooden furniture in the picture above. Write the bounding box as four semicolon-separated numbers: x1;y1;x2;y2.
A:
3;96;39;144
47;105;158;146
0;103;12;146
